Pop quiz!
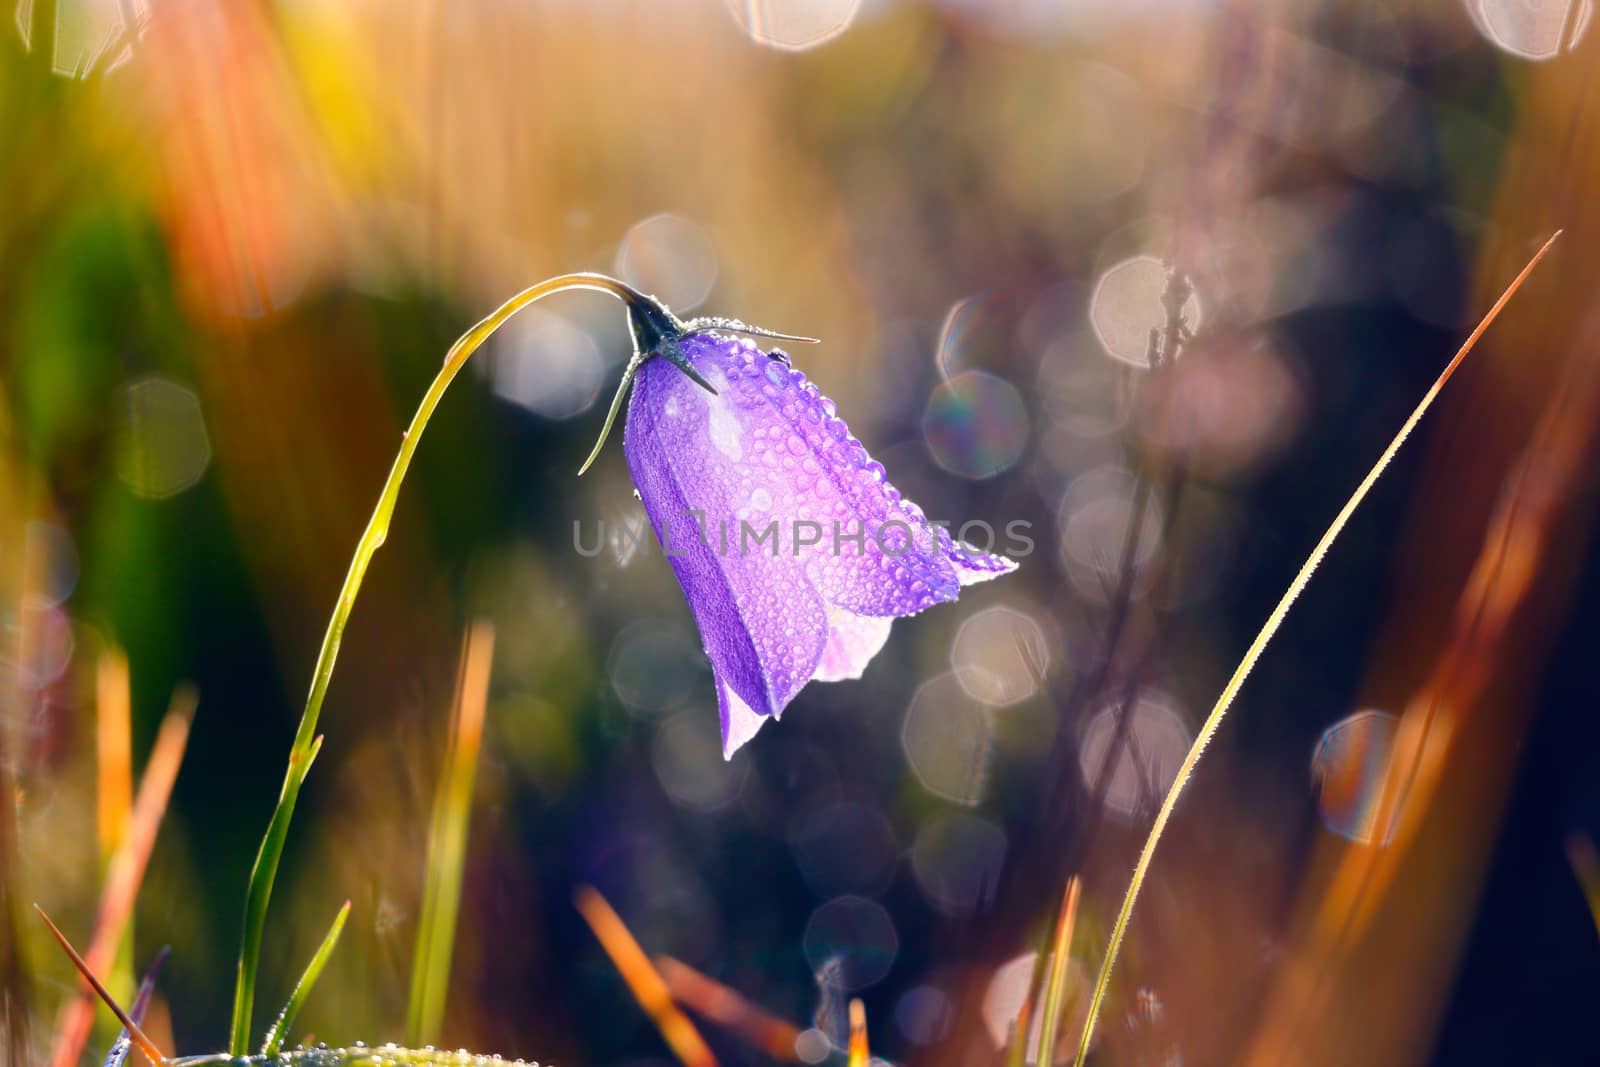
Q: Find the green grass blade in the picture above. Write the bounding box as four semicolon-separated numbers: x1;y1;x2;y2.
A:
261;900;351;1058
227;273;645;1054
407;623;495;1048
1071;232;1560;1067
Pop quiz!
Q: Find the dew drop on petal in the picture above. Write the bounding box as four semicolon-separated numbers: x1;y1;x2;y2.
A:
1311;709;1401;844
706;393;745;462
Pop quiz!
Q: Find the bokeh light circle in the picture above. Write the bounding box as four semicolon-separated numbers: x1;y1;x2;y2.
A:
1077;693;1192;819
922;370;1029;479
794;1029;831;1064
724;0;862;51
789;801;899;897
489;308;606;419
896;986;954;1046
981;950;1092;1058
652;711;748;811
981;953;1037;1050
115;377;212;499
607;620;704;714
1056;465;1165;603
1088;255;1202;368
16;602;74;690
1467;0;1591;59
22;521;79;608
802;894;899;991
1311;709;1400;844
911;811;1008;917
951;605;1050;707
901;673;994;806
616;213;719;313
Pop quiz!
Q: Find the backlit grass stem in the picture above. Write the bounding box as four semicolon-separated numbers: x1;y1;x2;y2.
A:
407;622;495;1047
229;274;647;1054
1071;232;1560;1067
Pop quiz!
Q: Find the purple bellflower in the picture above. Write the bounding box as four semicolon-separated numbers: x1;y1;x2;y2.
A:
584;285;1016;757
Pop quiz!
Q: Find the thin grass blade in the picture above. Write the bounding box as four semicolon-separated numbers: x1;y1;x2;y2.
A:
95;651;134;1017
575;886;717;1067
846;999;868;1067
1071;232;1561;1067
406;622;495;1048
52;690;194;1067
261;900;351;1057
1036;876;1083;1067
654;956;801;1061
228;274;646;1053
34;908;165;1066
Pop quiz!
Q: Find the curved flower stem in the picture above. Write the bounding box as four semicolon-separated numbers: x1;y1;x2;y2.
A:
1070;232;1560;1067
228;272;645;1054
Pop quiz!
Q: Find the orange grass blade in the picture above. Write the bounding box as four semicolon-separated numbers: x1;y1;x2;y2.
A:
96;652;132;871
407;622;495;1047
50;690;195;1067
1244;260;1600;1065
575;887;717;1067
95;651;135;1052
1071;231;1561;1067
1036;876;1083;1067
655;955;801;1061
846;999;868;1067
35;907;166;1066
1004;997;1032;1067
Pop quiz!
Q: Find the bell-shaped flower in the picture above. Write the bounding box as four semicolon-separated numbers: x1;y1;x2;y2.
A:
589;296;1015;756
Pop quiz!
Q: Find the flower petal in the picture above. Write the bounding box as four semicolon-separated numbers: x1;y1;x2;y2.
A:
625;347;830;753
718;680;768;758
681;335;1015;616
815;608;893;683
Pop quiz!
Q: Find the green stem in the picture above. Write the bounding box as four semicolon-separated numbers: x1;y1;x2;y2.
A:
228;273;643;1054
1071;232;1558;1067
